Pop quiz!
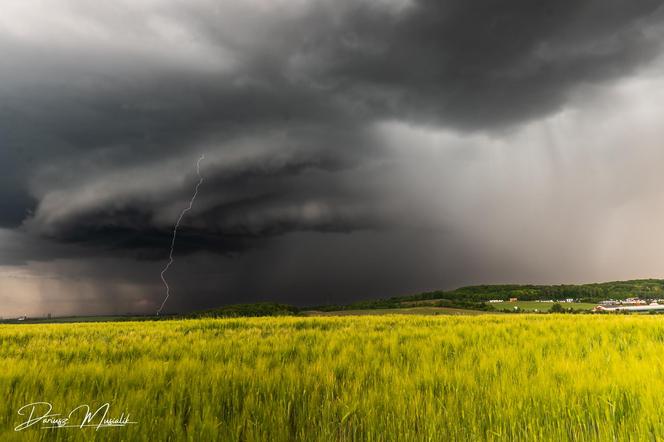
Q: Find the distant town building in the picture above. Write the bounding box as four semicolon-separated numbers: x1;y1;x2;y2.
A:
594;302;664;313
600;300;618;305
509;298;518;302
624;298;647;305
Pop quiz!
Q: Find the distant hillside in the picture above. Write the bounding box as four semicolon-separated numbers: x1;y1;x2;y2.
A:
194;280;664;317
434;279;664;303
311;279;664;312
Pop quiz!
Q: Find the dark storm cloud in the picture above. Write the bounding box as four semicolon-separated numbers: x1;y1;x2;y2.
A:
295;0;664;129
2;0;664;313
5;0;662;253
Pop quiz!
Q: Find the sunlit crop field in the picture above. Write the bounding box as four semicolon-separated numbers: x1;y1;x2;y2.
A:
3;315;664;441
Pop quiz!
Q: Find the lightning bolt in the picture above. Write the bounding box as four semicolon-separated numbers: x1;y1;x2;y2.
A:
157;154;205;315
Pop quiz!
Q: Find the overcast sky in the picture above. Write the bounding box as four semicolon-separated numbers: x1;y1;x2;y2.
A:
2;0;664;316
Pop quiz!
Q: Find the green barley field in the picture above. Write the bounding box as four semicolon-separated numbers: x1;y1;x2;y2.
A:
3;315;664;441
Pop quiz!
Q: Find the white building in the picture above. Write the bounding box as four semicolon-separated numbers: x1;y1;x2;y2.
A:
594;302;664;313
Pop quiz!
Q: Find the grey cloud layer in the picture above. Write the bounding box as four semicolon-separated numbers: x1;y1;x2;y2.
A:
5;0;663;244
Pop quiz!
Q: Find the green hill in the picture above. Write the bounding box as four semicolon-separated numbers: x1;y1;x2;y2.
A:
310;279;664;313
433;279;664;303
188;280;664;317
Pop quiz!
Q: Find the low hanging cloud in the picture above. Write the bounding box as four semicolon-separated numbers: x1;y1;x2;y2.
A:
8;0;664;249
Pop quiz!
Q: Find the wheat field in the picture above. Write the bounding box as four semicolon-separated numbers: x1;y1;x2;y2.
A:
2;315;664;441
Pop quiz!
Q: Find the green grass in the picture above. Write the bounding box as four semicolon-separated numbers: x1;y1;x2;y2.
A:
488;301;598;311
3;315;664;440
0;315;155;324
304;306;487;316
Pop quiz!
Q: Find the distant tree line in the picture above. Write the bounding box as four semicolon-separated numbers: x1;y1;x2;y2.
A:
419;279;664;303
189;303;300;318
187;279;664;317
